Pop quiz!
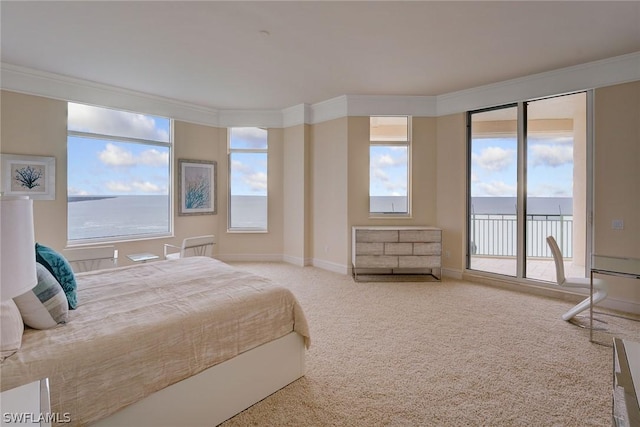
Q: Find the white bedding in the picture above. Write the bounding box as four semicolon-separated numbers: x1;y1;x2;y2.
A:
0;257;310;426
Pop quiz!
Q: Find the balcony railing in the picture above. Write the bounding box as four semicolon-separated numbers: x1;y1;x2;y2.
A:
470;214;573;258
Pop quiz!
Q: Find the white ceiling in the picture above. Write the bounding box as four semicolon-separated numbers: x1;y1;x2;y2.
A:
1;1;639;111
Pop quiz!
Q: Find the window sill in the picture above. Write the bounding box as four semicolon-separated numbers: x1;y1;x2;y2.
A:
227;229;269;234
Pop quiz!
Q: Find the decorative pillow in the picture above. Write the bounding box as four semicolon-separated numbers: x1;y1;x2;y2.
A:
0;299;24;361
14;263;69;329
35;243;78;309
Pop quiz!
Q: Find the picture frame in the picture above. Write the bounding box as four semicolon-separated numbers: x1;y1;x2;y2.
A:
178;159;217;216
1;154;56;200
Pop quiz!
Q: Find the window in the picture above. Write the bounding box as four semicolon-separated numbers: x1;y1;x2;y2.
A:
369;116;410;215
67;103;172;243
228;127;268;231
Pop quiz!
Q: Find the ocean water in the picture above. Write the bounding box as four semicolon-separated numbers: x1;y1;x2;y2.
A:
67;195;269;240
69;195;571;242
68;195;170;240
370;196;408;213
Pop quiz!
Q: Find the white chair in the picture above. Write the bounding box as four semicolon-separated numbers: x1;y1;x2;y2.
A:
163;235;215;260
546;236;608;321
64;246;118;272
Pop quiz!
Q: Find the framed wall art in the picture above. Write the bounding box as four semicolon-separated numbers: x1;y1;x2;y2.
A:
178;159;217;216
1;154;56;200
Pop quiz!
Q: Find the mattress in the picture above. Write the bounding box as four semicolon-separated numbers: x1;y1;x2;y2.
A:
0;257;310;426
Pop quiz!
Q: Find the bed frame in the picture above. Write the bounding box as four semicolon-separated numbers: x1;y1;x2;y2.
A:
92;332;305;426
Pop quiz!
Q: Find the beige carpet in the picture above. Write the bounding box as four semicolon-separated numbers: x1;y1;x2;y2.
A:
221;262;640;427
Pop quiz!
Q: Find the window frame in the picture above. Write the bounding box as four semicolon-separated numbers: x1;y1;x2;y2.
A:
369;116;412;218
66;103;173;245
227;127;269;233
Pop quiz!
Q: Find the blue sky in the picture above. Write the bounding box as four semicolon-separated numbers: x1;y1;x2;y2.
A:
369;145;408;197
67;105;268;197
67;103;573;199
67;103;170;196
471;136;574;198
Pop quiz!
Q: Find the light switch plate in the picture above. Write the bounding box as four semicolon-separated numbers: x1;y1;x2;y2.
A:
612;219;624;230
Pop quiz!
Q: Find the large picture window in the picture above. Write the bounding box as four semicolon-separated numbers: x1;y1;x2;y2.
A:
228;127;268;231
67;103;172;243
369;116;410;215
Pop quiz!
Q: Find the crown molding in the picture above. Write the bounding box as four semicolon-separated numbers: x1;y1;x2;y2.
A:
0;63;221;127
217;109;283;128
346;94;437;117
436;51;640;116
2;51;639;128
282;103;311;127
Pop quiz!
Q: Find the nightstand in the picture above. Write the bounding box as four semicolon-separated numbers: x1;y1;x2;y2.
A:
0;378;52;427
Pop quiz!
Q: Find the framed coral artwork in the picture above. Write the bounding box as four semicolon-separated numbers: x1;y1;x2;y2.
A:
178;159;217;216
1;154;56;200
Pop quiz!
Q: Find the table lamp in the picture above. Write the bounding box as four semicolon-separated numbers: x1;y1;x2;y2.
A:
1;196;37;300
1;196;37;359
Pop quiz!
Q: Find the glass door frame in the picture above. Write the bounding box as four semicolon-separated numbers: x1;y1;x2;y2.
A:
466;91;594;281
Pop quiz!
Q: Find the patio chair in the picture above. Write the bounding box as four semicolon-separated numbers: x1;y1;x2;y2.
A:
163;235;215;260
64;245;118;272
546;236;608;322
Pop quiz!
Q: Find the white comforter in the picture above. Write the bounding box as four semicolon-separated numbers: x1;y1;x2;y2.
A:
0;257;310;426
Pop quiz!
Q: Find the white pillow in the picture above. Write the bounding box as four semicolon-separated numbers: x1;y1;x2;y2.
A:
14;263;69;329
0;299;24;360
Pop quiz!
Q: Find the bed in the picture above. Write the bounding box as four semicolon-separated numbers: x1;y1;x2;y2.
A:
0;256;310;426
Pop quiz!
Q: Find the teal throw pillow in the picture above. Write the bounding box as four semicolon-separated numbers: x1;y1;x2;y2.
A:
35;243;78;309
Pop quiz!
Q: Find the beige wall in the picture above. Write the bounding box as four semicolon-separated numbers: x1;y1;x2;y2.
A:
283;124;310;265
0;91;68;247
0;91;285;265
593;81;640;307
310;117;349;271
2;81;639;311
435;113;467;273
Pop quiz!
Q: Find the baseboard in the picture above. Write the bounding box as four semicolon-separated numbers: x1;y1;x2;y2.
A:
282;255;312;267
311;258;349;275
442;267;463;279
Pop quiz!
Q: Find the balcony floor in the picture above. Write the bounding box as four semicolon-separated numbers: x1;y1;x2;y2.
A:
469;256;586;283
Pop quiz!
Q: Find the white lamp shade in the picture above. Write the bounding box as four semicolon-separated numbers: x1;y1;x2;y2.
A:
1;196;37;300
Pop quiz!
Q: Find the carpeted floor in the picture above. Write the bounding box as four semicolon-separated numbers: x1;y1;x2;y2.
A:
221;262;640;427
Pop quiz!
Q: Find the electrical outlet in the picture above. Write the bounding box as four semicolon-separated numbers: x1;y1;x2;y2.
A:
612;219;624;230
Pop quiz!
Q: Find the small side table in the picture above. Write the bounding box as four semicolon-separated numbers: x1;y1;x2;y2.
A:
0;378;52;426
126;252;159;263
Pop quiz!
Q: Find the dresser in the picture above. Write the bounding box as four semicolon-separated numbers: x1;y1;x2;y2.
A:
352;226;441;281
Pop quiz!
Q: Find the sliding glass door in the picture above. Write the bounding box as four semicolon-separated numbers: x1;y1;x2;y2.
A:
468;92;589;282
468;105;518;276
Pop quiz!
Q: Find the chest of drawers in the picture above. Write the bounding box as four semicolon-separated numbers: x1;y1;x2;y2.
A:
352;226;441;281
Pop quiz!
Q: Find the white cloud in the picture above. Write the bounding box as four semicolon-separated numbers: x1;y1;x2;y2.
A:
245;172;267;192
231;127;268;148
98;143;168;168
476;180;516;196
371;152;407;168
372;168;390;182
105;181;132;192
529;144;573;167
529;182;572;197
139;148;169;167
67;186;88;196
104;180;164;194
68;103;169;141
99;143;136;167
473;147;514;171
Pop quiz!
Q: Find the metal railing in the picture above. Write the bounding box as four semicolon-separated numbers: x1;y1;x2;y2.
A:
470;214;573;258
